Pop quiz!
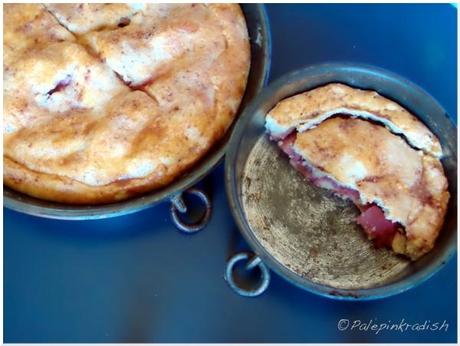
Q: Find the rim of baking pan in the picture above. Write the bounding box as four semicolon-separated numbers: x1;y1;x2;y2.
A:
3;4;272;220
225;62;457;300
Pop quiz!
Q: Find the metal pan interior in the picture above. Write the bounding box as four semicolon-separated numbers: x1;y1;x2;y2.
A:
225;63;457;299
3;4;272;220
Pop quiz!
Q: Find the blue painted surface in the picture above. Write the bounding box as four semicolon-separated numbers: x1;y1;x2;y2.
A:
4;4;457;343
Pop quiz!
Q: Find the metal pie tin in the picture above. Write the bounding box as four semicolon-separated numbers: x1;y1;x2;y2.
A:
4;4;272;229
225;63;457;299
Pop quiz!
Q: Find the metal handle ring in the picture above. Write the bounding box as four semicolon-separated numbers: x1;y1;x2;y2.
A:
225;252;270;297
170;188;211;234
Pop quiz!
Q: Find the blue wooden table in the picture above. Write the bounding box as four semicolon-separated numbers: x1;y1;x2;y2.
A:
4;4;457;343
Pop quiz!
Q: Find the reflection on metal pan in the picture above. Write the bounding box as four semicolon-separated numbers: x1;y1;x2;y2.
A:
225;63;457;299
3;4;272;230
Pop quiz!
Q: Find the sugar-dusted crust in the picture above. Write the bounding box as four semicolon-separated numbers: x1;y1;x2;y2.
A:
4;4;250;204
44;3;139;34
81;5;232;85
265;83;443;158
293;117;449;259
4;40;129;134
4;92;213;204
3;4;75;67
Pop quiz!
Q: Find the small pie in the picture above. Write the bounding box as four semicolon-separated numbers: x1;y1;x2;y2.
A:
265;84;449;260
3;4;250;204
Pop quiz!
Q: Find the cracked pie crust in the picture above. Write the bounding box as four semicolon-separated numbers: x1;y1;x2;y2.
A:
3;4;250;204
265;84;449;260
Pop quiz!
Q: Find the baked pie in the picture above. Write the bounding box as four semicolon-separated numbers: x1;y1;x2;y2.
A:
265;83;449;260
3;4;250;204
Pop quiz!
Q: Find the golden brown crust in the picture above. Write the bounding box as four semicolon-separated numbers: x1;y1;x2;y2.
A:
3;4;75;67
294;117;449;259
265;83;443;158
44;3;138;34
4;143;199;205
4;40;129;134
4;4;250;204
4;90;221;204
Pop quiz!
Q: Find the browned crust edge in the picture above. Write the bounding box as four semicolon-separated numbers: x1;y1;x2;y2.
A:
4;4;250;205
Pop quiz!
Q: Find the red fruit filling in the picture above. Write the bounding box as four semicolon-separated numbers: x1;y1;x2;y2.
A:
277;132;399;248
356;205;398;248
46;75;72;97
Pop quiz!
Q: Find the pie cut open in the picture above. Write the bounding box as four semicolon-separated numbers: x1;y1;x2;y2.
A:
265;83;443;158
265;85;449;260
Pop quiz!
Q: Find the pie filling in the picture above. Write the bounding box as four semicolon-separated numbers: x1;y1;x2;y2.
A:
46;75;72;97
277;132;402;249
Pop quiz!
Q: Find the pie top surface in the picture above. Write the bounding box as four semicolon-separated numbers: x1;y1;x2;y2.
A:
4;4;250;204
264;82;450;259
265;83;443;158
293;117;448;259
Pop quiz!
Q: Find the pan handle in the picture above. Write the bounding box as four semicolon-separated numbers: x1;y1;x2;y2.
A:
170;188;211;233
225;252;270;297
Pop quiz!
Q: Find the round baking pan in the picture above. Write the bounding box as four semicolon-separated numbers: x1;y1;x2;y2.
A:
3;4;272;228
224;63;457;299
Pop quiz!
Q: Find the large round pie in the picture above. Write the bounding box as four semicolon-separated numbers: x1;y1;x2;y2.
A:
3;4;251;204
